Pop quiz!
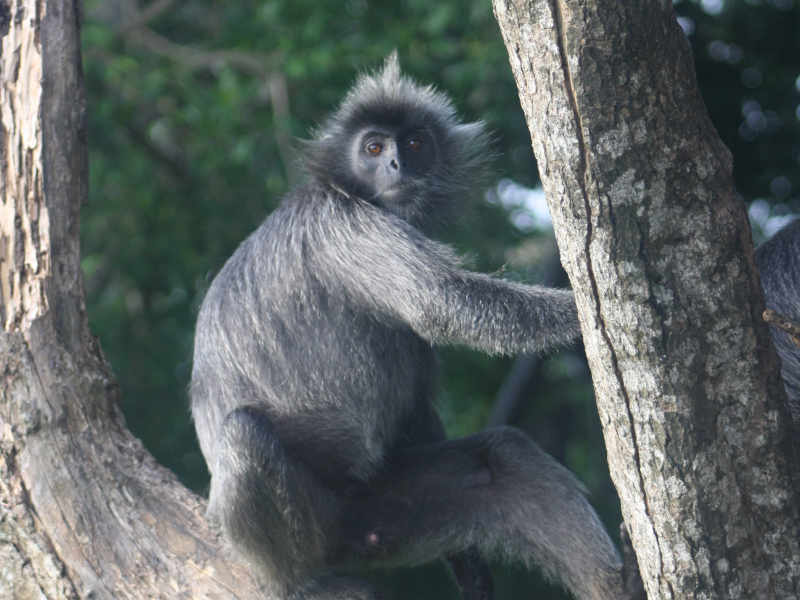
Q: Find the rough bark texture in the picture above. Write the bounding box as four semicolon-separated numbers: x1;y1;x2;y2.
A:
493;1;800;599
0;2;262;598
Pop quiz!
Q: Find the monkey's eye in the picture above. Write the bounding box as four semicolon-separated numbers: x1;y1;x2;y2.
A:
407;137;423;151
365;141;383;156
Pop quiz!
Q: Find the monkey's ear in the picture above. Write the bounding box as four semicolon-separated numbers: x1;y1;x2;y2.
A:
450;121;489;147
447;121;494;183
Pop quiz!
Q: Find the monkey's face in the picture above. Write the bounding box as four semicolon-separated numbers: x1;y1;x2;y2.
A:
348;126;439;212
303;55;491;228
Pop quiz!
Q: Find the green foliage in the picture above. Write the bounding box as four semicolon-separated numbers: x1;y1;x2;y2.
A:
676;0;800;221
80;1;799;597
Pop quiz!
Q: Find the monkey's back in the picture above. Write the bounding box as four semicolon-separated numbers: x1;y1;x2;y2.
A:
756;219;800;421
190;185;437;481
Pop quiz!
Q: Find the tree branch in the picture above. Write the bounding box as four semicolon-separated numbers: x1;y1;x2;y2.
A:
115;0;176;34
124;26;279;78
1;1;264;596
493;0;800;597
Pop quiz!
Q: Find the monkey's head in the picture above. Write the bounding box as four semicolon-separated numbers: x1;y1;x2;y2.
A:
303;52;491;226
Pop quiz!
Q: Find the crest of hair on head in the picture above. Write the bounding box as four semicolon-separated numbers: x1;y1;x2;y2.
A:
302;52;493;215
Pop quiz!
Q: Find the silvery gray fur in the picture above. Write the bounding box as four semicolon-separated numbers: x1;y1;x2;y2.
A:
756;219;800;425
190;54;631;600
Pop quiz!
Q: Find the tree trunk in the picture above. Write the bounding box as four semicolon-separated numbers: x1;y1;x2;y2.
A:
493;1;800;598
0;2;261;598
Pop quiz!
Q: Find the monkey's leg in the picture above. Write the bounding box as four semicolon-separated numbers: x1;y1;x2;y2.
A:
210;405;380;599
394;402;494;600
337;426;631;600
446;547;494;600
288;575;386;600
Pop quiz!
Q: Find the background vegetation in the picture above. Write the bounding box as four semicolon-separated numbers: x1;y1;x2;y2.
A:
79;1;800;597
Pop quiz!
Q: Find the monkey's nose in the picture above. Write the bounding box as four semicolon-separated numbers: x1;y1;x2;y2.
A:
389;158;399;170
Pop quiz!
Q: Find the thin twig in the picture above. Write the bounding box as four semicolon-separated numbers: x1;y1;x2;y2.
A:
116;0;176;34
763;309;800;348
267;73;299;186
125;27;279;77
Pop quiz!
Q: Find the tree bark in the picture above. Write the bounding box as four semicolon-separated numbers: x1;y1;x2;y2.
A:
0;2;261;598
493;1;800;599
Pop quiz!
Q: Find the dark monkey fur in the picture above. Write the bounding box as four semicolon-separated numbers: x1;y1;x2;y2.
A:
756;219;800;426
190;54;634;600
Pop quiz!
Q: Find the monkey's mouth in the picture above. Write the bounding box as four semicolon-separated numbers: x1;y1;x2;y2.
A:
376;180;419;202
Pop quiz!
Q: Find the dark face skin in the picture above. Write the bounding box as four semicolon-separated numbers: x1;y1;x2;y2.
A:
348;126;438;205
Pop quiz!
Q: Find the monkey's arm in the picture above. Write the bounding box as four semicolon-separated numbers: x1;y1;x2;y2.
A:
429;273;580;354
317;205;581;355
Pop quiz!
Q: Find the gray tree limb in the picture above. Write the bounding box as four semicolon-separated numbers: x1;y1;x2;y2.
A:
0;1;263;598
493;1;800;598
